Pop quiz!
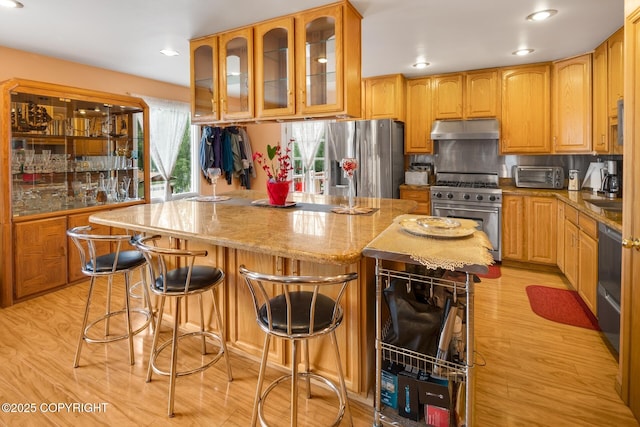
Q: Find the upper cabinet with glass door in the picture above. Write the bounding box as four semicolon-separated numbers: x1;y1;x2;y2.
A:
190;35;219;123
255;17;295;118
188;1;361;123
295;3;361;118
219;28;254;121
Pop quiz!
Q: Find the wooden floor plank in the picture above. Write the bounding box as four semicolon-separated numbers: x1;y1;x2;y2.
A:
0;264;637;426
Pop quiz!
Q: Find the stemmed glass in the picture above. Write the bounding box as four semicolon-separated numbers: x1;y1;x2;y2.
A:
341;158;358;211
207;167;227;202
121;176;131;201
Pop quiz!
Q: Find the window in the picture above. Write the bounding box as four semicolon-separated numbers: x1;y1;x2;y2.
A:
140;96;199;201
283;121;328;194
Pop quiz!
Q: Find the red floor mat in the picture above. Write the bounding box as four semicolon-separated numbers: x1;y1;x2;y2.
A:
476;264;501;279
525;285;600;330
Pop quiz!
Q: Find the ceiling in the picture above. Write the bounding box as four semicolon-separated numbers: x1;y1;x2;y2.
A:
0;0;624;88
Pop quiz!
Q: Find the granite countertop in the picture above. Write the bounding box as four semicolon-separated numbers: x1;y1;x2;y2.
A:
89;190;418;265
501;186;622;232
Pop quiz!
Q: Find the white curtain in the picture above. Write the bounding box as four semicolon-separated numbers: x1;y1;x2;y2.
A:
137;96;189;201
292;122;325;193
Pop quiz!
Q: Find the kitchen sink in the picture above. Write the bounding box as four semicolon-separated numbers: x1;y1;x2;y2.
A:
585;199;623;211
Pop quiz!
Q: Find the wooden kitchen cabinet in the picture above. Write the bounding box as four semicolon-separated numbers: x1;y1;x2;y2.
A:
189;35;219;123
465;69;499;118
552;54;592;153
578;213;598;314
593;41;609;153
295;2;362;118
363;74;406;121
502;195;525;260
405;77;433;153
502;194;556;264
608;27;624;117
557;201;566;273
219;28;254;121
432;74;463;119
564;218;579;287
13;217;68;300
254;17;296;118
399;186;430;215
500;63;552;154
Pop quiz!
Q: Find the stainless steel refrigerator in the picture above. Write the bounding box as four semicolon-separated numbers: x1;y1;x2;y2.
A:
325;119;404;199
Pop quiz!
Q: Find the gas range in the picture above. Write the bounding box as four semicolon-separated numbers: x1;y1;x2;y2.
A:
431;172;502;206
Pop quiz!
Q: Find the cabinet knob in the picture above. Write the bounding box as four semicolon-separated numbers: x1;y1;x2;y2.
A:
622;238;640;251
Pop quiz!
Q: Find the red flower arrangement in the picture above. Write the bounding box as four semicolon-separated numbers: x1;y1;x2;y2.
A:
253;143;293;182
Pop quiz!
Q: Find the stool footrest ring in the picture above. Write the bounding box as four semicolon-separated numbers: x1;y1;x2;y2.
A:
83;308;153;344
150;330;226;378
258;371;346;427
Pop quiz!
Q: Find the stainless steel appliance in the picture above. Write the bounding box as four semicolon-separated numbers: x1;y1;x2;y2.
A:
325;119;404;199
431;172;502;261
430;122;502;261
601;160;620;198
598;223;621;355
513;165;564;189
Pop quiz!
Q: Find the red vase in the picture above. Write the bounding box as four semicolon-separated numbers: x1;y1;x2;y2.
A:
267;180;290;206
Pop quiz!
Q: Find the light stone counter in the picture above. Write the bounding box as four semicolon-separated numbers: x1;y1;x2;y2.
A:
89;189;418;265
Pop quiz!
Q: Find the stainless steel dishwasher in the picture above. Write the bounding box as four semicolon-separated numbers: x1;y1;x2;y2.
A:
597;223;622;356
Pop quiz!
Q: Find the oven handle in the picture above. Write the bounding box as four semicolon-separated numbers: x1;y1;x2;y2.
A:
432;206;499;214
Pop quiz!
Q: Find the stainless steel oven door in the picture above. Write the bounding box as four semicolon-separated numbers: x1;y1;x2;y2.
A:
431;202;501;261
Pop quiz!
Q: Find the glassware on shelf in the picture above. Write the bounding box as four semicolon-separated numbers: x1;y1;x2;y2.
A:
119;176;131;201
206;167;230;202
96;173;108;204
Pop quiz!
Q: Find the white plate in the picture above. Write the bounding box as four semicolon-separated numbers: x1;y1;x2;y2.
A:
416;216;461;230
400;218;475;238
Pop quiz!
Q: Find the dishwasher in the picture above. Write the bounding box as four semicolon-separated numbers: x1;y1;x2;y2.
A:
597;223;622;356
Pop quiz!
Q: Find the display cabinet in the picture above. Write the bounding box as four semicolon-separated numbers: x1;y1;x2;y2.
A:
190;35;219;123
0;78;149;306
219;27;254;121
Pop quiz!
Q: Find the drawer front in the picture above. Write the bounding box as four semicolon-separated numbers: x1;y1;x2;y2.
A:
400;188;430;203
565;204;579;225
579;213;598;239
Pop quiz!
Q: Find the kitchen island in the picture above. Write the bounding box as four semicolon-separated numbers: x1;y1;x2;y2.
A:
90;190;418;396
89;189;493;402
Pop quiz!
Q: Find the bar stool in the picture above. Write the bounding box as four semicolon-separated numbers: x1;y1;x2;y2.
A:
132;235;233;417
238;265;358;427
67;225;154;368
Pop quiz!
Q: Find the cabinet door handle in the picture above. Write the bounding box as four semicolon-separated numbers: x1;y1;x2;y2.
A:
622;238;640;251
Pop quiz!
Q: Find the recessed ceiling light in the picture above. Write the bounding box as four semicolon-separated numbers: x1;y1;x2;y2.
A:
160;49;179;57
526;9;557;21
513;48;535;56
317;57;328;64
413;62;430;69
0;0;24;8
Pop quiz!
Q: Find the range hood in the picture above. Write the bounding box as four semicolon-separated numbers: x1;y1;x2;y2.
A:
431;118;500;140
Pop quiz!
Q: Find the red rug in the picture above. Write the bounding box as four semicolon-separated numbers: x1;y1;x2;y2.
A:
477;264;501;279
525;285;600;330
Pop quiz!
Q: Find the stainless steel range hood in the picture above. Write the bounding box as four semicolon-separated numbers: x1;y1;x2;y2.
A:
431;118;499;140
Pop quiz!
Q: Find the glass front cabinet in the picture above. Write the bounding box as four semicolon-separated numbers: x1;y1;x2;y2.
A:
0;79;149;306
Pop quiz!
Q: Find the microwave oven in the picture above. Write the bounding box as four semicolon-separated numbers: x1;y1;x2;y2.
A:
513;166;564;189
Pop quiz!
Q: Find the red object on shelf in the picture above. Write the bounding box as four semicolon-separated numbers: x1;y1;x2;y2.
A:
22;173;41;182
267;180;291;206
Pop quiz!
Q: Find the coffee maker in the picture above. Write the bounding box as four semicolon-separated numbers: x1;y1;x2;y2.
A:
601;160;620;198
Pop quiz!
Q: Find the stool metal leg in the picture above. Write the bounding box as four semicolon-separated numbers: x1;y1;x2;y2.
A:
199;294;206;355
124;272;135;365
330;330;352;426
253;333;271;427
74;276;97;368
211;288;233;381
304;340;311;399
104;275;113;337
147;295;166;382
168;296;181;417
291;339;299;427
140;267;155;334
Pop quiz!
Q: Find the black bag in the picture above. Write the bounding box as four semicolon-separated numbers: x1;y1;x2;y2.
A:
383;278;443;357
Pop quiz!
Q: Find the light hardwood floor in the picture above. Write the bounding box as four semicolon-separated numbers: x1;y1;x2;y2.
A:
0;264;637;426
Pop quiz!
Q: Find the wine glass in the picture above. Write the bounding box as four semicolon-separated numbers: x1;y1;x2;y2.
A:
341;158;358;211
207;167;222;201
121;176;131;201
